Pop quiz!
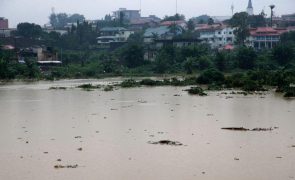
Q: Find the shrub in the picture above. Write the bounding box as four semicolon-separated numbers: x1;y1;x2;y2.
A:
197;69;225;84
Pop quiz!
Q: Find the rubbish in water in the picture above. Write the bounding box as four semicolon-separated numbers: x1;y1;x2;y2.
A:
221;127;274;131
54;164;78;169
148;140;183;146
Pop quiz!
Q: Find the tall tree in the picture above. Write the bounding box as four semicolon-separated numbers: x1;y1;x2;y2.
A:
50;13;85;29
16;23;42;38
187;19;195;32
163;14;185;21
248;15;266;28
236;46;257;69
230;12;250;46
119;44;144;68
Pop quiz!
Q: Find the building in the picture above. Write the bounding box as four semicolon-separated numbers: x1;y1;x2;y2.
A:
196;23;235;49
247;0;254;15
160;20;187;30
0;17;9;29
0;28;13;38
129;15;161;31
282;14;295;21
247;27;287;50
113;8;141;22
18;46;60;64
273;14;295;27
144;26;173;43
96;27;134;49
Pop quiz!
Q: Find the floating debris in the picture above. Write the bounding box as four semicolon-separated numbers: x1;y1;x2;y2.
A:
138;100;147;103
74;136;82;139
234;158;240;161
49;87;67;90
57;159;62;162
252;128;273;131
221;127;274;131
77;148;83;151
148;140;183;146
103;85;114;92
54;164;78;169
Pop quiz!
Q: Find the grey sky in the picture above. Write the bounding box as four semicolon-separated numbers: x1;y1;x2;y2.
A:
1;0;294;27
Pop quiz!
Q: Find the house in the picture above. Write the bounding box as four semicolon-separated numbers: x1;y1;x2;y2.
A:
18;46;60;64
144;26;172;43
247;27;287;50
96;27;134;49
196;23;235;49
143;26;183;44
160;20;187;30
113;8;141;22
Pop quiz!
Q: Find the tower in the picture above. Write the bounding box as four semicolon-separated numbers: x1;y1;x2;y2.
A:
247;0;254;15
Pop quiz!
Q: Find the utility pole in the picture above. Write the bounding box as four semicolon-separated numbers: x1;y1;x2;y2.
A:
269;5;275;27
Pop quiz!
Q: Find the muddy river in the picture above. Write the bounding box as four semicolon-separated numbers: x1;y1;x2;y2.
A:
0;79;294;180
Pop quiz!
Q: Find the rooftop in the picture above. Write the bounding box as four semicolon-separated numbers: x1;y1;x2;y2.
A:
144;26;170;37
160;20;186;26
250;27;287;36
100;27;127;32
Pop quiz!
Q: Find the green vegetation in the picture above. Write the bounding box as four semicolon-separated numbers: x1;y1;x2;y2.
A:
76;84;101;91
185;87;207;96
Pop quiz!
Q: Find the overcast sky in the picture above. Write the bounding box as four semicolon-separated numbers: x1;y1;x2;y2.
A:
0;0;294;27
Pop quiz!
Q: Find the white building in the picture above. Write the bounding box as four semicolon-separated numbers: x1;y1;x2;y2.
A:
196;24;235;49
0;28;14;38
97;27;134;48
247;27;287;50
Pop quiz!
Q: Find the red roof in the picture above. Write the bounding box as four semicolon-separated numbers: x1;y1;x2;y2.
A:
250;27;287;36
160;20;186;26
195;23;226;31
223;44;234;50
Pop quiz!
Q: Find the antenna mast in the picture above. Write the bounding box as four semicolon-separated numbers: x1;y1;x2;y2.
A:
176;0;178;15
140;0;142;16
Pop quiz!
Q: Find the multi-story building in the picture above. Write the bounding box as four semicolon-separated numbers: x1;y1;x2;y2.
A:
96;27;134;49
113;8;141;22
0;17;9;29
196;24;235;49
247;27;287;50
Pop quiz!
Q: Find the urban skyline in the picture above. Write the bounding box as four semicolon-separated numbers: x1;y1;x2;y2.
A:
0;0;294;27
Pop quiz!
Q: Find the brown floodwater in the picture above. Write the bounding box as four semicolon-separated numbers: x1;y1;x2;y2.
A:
0;79;295;180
